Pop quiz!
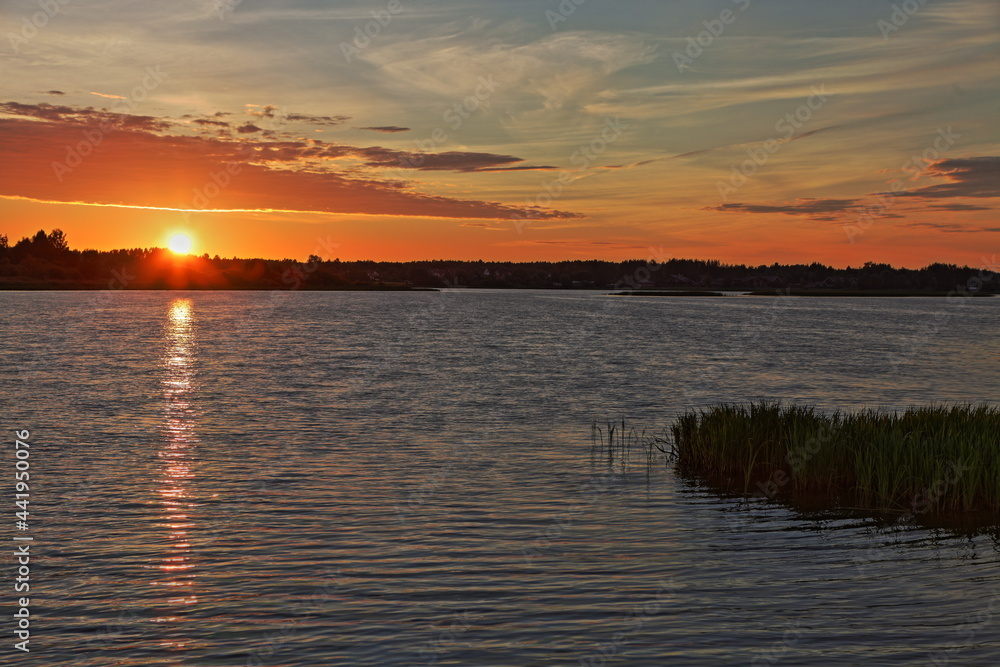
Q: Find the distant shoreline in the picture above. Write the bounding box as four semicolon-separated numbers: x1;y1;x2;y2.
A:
3;231;995;294
2;283;996;296
612;289;996;297
0;282;440;292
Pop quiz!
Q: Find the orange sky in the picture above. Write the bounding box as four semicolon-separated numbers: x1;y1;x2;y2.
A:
1;1;998;268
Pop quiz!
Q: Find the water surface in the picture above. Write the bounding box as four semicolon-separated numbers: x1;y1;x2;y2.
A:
2;290;998;665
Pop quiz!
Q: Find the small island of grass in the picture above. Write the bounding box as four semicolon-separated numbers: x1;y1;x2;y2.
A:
669;402;1000;520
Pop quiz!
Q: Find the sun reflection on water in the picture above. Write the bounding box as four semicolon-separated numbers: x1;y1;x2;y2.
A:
156;299;199;611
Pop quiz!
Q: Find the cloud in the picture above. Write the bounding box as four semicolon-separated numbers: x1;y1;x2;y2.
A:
707;199;861;218
285;113;350;126
1;101;85;122
902;222;1000;234
0;113;579;221
89;92;128;100
0;101;173;132
357;126;411;133
236;122;262;134
366;28;657;115
237;139;557;173
603;125;841;171
707;157;1000;222
787;127;840;143
923;203;993;212
472;164;560;172
246;104;279;119
522;239;650;251
352;147;556;172
893;157;1000;200
43;90;65;96
192;118;231;128
244;106;349;126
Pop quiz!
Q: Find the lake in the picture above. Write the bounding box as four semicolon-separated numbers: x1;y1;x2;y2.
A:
2;290;999;665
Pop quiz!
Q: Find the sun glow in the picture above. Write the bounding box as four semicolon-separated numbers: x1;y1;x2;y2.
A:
168;233;192;254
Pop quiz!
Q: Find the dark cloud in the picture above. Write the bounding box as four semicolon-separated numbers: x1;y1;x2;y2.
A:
894;157;1000;199
115;115;174;132
237;122;262;134
359;149;555;172
707;199;909;221
244;106;350;126
193;118;231;128
285;113;350;125
357;126;410;133
0;101;173;132
246;140;556;173
529;240;646;250
43;90;65;95
0;101;81;121
924;203;993;212
902;222;1000;233
707;199;861;217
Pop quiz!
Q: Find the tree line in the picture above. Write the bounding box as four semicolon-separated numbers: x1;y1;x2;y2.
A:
0;229;994;293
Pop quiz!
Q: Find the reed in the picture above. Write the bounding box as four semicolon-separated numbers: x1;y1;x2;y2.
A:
592;420;671;476
670;401;1000;516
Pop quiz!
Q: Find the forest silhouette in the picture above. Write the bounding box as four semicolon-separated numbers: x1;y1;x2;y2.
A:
1;229;994;294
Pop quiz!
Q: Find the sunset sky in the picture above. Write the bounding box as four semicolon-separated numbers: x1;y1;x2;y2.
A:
1;0;997;266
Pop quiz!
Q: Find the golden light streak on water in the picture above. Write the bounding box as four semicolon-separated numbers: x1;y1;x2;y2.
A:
155;298;199;610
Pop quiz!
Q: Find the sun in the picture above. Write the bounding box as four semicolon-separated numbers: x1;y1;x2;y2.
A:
168;233;192;254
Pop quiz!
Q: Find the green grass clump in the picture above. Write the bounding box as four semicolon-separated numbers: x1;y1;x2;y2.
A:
671;401;1000;516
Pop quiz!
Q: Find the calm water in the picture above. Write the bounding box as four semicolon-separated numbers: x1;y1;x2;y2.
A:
2;290;999;666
